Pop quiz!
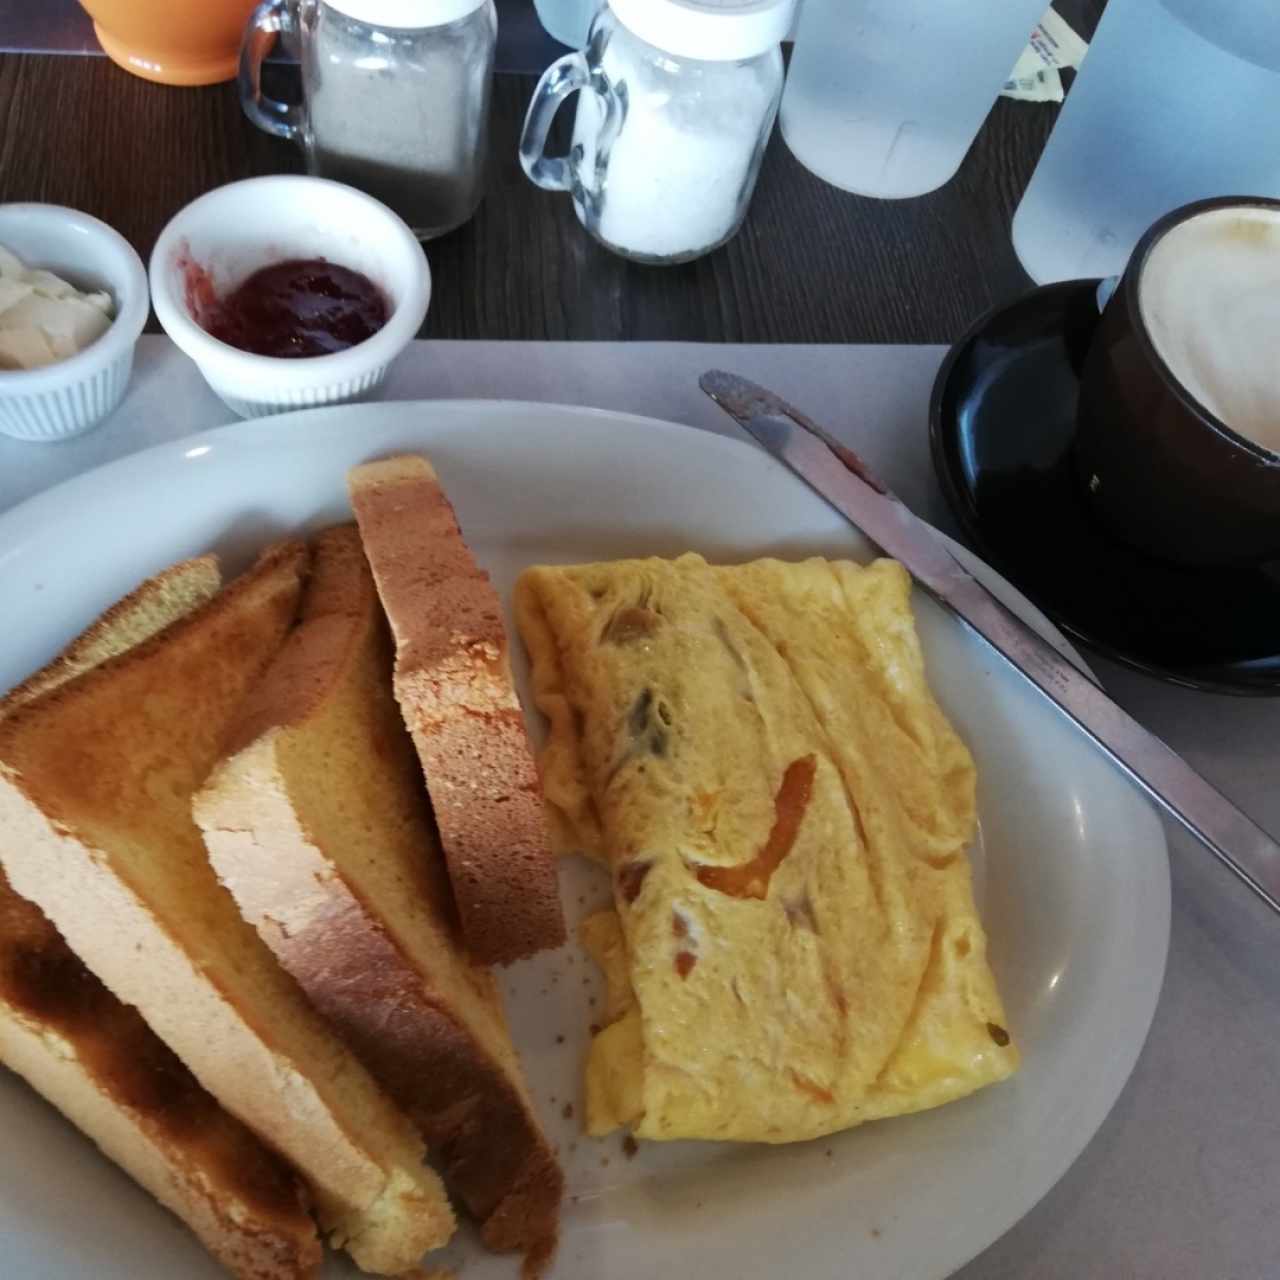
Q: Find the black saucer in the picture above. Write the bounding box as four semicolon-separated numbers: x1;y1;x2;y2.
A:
930;279;1280;696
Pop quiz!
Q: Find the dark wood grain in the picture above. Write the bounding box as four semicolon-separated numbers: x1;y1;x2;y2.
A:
0;51;1064;343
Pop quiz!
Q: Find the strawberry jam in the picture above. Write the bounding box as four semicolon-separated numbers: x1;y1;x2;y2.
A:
199;259;389;358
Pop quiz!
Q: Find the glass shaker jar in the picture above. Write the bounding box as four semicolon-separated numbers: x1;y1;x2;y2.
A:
519;0;793;264
240;0;497;240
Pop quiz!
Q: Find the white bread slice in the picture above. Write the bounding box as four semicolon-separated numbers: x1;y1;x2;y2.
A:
195;526;562;1272
0;542;454;1275
348;455;566;966
0;557;321;1280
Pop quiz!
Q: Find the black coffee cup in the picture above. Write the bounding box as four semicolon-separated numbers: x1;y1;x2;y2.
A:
1075;196;1280;569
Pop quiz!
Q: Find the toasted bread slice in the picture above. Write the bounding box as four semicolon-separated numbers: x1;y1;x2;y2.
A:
348;455;566;966
195;526;562;1270
0;557;321;1280
2;554;221;715
0;870;322;1280
0;542;454;1275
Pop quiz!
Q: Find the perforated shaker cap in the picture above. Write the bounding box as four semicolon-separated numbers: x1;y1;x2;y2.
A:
324;0;488;28
609;0;795;61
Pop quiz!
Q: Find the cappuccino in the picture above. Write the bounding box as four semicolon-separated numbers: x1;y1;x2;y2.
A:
1139;205;1280;456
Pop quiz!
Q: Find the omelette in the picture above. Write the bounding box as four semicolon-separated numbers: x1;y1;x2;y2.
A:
513;553;1018;1144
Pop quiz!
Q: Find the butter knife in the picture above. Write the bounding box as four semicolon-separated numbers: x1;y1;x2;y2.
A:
700;368;1280;916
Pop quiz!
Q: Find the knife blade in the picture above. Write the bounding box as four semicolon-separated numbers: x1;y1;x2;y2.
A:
700;368;1280;916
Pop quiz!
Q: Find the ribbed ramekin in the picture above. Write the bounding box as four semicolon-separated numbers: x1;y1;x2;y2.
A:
0;205;148;442
149;176;431;419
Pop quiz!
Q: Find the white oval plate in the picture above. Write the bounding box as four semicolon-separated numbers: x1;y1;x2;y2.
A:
0;402;1169;1280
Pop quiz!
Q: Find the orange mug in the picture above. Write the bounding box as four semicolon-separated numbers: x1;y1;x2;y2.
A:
79;0;260;86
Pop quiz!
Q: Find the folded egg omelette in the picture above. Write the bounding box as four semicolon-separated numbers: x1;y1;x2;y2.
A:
513;553;1018;1144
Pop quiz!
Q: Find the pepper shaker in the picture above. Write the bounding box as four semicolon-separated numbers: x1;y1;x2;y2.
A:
241;0;497;240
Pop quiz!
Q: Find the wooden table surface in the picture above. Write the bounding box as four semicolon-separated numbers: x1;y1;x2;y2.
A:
0;49;1074;344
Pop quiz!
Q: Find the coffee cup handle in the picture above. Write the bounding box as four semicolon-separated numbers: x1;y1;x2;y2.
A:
519;52;622;197
239;0;303;144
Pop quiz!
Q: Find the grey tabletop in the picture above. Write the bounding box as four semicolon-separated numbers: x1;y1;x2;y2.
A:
3;337;1277;1280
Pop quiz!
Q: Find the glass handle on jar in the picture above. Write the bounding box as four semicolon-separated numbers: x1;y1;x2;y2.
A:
239;0;303;143
520;51;621;194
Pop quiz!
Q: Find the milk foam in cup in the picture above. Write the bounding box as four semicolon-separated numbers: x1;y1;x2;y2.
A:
1139;205;1280;457
1072;196;1280;569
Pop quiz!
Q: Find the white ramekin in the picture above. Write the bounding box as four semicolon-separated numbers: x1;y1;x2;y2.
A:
149;176;430;419
0;205;149;443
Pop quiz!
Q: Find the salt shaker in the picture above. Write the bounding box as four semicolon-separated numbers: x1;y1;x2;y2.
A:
240;0;497;240
519;0;793;264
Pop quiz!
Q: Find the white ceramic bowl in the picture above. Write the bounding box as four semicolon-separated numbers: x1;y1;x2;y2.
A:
0;205;148;443
149;176;430;419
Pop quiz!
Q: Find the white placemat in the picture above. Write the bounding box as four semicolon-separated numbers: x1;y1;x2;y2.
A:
3;337;1278;1280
